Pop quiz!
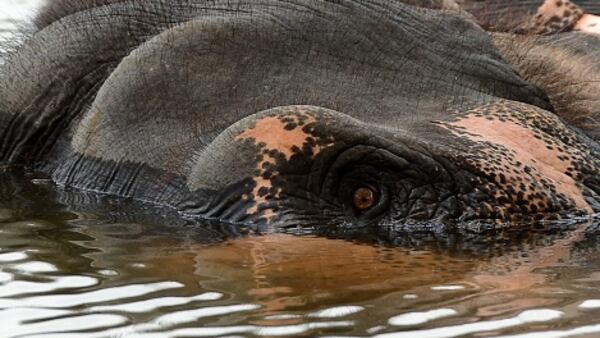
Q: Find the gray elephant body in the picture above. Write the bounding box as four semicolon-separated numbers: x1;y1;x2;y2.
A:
1;0;599;232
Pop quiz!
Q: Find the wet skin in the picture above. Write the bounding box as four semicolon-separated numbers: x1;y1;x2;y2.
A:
0;0;599;234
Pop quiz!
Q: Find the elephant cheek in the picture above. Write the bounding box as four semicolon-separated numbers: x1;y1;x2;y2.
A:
234;107;335;222
439;102;593;215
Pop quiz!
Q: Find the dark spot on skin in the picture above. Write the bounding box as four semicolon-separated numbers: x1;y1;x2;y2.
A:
284;123;297;130
499;173;506;184
548;16;561;24
258;187;269;197
549;23;562;30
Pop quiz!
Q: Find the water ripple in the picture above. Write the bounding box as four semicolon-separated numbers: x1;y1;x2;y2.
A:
86;292;223;313
153;304;261;326
0;251;28;262
388;308;458;326
497;323;600;338
0;275;99;298
308;306;365;318
0;281;183;308
5;313;128;337
11;261;58;273
373;310;564;338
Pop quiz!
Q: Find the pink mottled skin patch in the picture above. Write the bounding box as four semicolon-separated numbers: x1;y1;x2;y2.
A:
236;108;334;220
536;0;577;19
529;0;584;34
448;115;591;213
574;14;600;35
237;115;316;161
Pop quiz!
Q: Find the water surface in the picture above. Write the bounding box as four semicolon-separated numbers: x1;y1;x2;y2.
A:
1;173;600;338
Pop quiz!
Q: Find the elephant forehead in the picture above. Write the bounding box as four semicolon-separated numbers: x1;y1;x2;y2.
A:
236;112;320;161
442;101;592;212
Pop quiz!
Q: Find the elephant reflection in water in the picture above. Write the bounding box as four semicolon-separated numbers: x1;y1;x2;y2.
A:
81;226;590;315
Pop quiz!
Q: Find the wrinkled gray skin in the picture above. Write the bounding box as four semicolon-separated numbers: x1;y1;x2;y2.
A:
1;0;599;234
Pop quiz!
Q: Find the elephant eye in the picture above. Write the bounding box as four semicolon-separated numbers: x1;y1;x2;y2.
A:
352;186;378;211
335;166;389;221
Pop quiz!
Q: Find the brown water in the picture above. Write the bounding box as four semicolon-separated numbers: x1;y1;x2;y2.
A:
2;172;600;338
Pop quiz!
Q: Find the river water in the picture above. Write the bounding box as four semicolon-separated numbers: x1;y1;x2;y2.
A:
3;1;600;337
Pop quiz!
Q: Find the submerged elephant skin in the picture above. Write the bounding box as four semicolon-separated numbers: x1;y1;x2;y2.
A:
0;0;599;233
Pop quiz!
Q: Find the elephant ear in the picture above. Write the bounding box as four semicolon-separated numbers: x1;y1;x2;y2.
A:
0;1;203;165
34;0;128;29
492;32;600;141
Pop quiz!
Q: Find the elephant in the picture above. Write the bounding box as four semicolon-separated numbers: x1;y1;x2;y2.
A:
1;0;599;234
